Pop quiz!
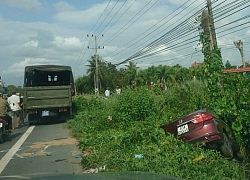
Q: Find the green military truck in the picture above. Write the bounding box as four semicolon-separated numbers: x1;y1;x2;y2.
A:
23;65;75;125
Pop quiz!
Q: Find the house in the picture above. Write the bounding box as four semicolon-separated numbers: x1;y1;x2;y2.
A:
223;67;250;73
191;62;204;67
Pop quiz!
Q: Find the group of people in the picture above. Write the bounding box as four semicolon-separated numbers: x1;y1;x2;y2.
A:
104;86;121;98
0;91;22;133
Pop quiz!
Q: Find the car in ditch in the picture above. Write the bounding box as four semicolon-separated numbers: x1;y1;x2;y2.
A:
160;109;241;159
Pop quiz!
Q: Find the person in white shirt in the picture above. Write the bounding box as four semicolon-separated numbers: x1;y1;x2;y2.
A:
116;86;121;95
105;88;110;97
7;91;21;129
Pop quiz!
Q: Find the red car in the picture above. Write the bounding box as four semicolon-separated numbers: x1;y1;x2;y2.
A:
160;109;241;159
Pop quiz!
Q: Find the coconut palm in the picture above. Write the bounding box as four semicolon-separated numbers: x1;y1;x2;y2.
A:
86;54;105;91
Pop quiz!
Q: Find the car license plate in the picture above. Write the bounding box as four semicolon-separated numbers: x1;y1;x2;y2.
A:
0;123;2;128
42;111;50;116
177;124;189;135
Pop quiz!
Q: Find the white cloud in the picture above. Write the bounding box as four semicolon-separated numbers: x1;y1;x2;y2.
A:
0;0;42;10
54;3;104;25
52;36;82;50
24;40;38;47
0;0;249;86
4;58;59;74
54;2;76;12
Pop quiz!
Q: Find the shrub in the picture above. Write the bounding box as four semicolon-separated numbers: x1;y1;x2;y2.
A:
112;87;158;123
67;84;247;179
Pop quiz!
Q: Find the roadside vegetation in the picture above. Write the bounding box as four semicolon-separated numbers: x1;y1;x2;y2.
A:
67;84;247;179
67;18;250;179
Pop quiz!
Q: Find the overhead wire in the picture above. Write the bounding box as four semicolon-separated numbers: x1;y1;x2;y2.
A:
98;0;128;36
216;14;250;29
78;0;250;71
215;4;250;23
73;1;112;77
120;37;199;63
114;1;206;65
102;0;159;45
109;0;198;60
119;0;250;66
213;0;247;16
92;0;117;34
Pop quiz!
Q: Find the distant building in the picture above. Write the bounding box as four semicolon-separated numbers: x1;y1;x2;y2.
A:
191;62;204;67
223;67;250;73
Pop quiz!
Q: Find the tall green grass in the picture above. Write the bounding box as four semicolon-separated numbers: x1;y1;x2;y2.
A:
67;82;247;179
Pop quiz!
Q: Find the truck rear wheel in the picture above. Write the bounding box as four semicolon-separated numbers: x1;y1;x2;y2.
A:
28;114;39;125
0;128;4;144
220;133;233;158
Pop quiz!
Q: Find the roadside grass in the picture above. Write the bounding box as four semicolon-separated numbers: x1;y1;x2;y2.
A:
67;84;247;179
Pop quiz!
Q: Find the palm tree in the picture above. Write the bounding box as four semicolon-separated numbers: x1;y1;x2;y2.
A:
125;61;138;87
86;54;105;92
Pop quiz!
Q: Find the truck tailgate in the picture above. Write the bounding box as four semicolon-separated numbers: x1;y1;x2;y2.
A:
23;86;72;109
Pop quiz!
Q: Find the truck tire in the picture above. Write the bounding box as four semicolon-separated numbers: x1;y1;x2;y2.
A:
28;114;38;125
0;128;4;144
220;133;233;158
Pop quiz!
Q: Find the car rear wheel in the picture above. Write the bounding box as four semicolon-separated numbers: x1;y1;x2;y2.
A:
220;133;233;158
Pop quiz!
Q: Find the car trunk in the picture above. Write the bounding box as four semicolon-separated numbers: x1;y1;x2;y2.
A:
160;110;213;141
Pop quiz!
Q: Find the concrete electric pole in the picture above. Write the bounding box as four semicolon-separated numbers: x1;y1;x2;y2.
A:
207;0;218;49
87;35;104;97
201;0;218;51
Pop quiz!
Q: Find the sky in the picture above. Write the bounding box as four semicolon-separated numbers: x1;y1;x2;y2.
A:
0;0;249;87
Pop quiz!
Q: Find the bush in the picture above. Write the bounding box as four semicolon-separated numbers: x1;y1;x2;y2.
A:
67;83;247;179
112;87;158;122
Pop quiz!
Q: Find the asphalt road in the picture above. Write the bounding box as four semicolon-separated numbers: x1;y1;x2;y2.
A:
0;119;83;179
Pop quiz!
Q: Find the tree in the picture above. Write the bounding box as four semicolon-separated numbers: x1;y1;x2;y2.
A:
75;76;92;94
6;85;21;95
101;62;120;90
86;54;106;92
224;60;232;69
125;61;138;87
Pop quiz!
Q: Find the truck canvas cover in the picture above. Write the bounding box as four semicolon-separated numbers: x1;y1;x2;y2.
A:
24;65;75;95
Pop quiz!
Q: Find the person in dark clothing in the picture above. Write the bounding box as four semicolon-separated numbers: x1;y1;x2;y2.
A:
0;92;12;132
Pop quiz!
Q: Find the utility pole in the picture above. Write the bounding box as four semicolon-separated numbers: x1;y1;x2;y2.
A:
201;10;213;50
234;40;246;68
207;0;218;49
87;35;104;97
201;0;218;51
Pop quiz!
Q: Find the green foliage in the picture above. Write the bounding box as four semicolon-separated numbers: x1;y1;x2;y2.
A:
199;21;250;163
221;73;250;162
72;96;105;115
225;60;232;69
75;76;92;94
158;81;210;122
67;82;247;179
5;85;22;96
112;87;158;122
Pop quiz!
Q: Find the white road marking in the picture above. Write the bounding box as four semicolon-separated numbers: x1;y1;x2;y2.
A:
0;126;35;174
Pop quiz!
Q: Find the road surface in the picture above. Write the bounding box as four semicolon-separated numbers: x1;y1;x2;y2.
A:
0;120;83;179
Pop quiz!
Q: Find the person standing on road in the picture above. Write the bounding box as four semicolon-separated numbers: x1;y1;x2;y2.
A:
7;91;21;129
0;92;12;132
16;92;24;124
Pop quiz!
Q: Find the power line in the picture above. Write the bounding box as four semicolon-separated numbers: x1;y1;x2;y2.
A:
92;0;113;34
98;0;128;35
73;1;113;77
118;0;249;65
109;0;199;60
114;4;205;65
102;0;158;45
